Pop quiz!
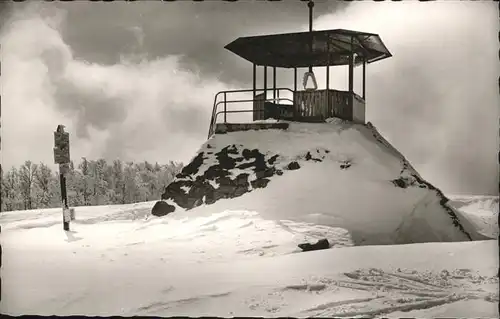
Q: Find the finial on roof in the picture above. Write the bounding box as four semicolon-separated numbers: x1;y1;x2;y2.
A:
308;0;314;33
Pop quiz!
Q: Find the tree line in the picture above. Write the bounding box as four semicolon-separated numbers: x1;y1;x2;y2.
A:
1;159;183;212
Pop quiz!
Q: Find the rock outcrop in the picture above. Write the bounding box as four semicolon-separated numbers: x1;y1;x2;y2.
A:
151;120;481;245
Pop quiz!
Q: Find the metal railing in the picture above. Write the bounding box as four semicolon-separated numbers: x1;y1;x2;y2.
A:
207;88;295;138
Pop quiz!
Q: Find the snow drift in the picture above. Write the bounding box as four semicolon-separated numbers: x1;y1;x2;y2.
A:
152;119;485;245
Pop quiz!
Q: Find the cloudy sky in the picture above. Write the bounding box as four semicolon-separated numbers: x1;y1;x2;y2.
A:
0;0;498;195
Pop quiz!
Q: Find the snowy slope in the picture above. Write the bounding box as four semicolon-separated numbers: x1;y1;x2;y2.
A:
448;195;499;239
1;202;498;317
153;120;485;245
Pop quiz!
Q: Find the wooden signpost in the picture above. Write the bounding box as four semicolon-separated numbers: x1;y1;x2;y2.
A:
53;125;72;231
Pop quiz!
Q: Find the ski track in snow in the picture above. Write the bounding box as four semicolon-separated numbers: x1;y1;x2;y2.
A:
296;268;498;318
230;269;496;318
133;267;498;318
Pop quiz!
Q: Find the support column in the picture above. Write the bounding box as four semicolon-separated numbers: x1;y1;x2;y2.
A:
362;58;366;100
294;68;297;93
293;67;298;119
253;64;256;100
252;63;257;121
326;64;330;118
273;67;276;101
263;66;268;100
348;37;354;120
263;66;267;121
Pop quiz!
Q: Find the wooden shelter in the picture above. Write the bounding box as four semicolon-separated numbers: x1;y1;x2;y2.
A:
208;0;392;137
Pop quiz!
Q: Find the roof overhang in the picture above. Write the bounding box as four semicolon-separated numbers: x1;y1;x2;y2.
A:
225;29;392;68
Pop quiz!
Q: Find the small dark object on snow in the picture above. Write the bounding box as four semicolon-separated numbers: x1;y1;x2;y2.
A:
298;238;330;252
287;161;300;170
340;160;351;170
151;201;176;217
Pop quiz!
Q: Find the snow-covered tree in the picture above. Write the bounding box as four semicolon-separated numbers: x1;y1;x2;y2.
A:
78;158;93;206
124;162;139;204
1;158;184;211
18;161;38;210
34;163;54;208
2;167;21;211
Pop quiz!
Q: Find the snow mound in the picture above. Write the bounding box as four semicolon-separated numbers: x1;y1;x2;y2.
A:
153;120;484;245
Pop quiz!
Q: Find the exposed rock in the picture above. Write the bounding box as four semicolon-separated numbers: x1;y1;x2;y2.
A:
205;164;231;180
298;238;330;252
216;146;238;169
180;152;205;176
267;154;279;165
287;161;301;170
158;144;332;214
251;178;270;189
151;201;176;217
392;176;413;188
340;161;352;170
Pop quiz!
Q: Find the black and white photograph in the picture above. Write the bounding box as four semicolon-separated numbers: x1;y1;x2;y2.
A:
0;0;498;317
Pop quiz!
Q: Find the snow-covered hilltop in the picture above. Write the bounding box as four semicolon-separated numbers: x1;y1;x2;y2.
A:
152;119;486;245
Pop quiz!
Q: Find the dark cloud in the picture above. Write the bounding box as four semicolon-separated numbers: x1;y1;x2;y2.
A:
1;1;497;197
54;0;349;84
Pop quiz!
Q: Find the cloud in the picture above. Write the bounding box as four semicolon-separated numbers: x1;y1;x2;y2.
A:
313;1;499;195
0;2;235;169
1;1;497;196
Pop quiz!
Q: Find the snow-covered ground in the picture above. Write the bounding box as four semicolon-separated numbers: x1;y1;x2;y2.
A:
2;122;498;317
1;195;498;317
448;195;498;239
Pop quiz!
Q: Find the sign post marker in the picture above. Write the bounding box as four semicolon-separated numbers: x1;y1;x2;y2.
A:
53;125;71;231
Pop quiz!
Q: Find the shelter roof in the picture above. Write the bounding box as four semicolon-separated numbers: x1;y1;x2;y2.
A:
225;29;392;68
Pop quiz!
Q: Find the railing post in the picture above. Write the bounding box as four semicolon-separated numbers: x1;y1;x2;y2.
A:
223;92;227;123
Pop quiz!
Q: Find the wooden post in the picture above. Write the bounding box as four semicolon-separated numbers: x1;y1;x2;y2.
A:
326;65;330;118
326;39;331;118
293;67;298;119
294;68;298;93
253;64;257;121
362;57;366;100
59;167;69;231
273;67;276;102
54;125;71;231
263;66;268;101
348;37;354;116
252;64;256;100
0;95;2;213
